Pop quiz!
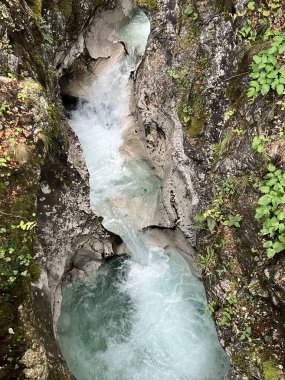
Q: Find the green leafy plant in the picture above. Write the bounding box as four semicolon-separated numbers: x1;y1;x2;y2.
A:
224;108;236;121
0;239;32;289
0;101;10;116
184;5;194;16
227;293;238;305
240;327;252;343
168;67;187;80
207;300;218;316
17;92;27;101
181;105;192;123
198;247;216;272
238;21;257;43
267;0;281;10
222;214;242;227
167;66;191;101
247;32;285;97
194;176;239;232
255;164;285;258
7;72;16;82
220;308;232;327
247;1;255;10
17;220;37;231
183;5;198;20
194;212;216;231
234;127;244;136
252;135;269;153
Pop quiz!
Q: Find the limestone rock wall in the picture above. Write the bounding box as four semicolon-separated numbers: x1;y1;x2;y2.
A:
135;1;285;379
0;1;119;379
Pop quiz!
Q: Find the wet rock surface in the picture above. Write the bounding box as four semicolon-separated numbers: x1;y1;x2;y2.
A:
135;1;198;244
0;0;120;378
135;0;285;378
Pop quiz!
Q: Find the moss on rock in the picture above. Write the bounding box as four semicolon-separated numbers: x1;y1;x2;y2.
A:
215;0;235;17
57;0;73;21
263;360;279;380
136;0;158;11
26;0;42;18
187;115;204;137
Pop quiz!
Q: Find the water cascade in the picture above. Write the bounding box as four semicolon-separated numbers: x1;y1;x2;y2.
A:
57;8;230;380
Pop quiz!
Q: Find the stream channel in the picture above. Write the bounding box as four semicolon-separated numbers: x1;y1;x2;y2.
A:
57;8;230;380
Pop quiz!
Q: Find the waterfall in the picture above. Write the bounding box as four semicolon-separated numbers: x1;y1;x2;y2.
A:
57;8;230;380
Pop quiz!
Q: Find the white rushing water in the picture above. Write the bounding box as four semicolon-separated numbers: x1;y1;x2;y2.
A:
57;8;230;380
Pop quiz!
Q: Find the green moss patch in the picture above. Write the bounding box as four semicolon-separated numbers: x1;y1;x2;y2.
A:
136;0;158;11
26;0;42;18
263;360;279;380
57;0;73;20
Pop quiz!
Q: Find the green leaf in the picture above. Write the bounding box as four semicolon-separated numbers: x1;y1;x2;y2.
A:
184;6;194;15
261;83;270;95
258;63;266;70
268;46;278;55
249;80;260;88
253;55;262;64
279;233;285;244
247;88;256;98
271;79;279;89
267;248;276;258
276;211;285;221
261;55;268;63
268;163;276;172
272;240;285;254
274;35;283;44
263;240;273;248
255;206;270;218
278;44;285;54
260;186;270;193
258;195;272;206
268;55;277;65
258;78;267;85
252;136;263;151
267;70;278;79
277;84;284;95
247;1;255;10
207;218;216;232
249;72;260;79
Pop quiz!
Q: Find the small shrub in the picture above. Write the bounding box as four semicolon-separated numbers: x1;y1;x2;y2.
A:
222;214;242;228
252;135;269;153
255;164;285;258
247;33;285;98
198;247;216;272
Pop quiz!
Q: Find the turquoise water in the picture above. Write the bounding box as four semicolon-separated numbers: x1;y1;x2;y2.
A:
57;8;230;380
